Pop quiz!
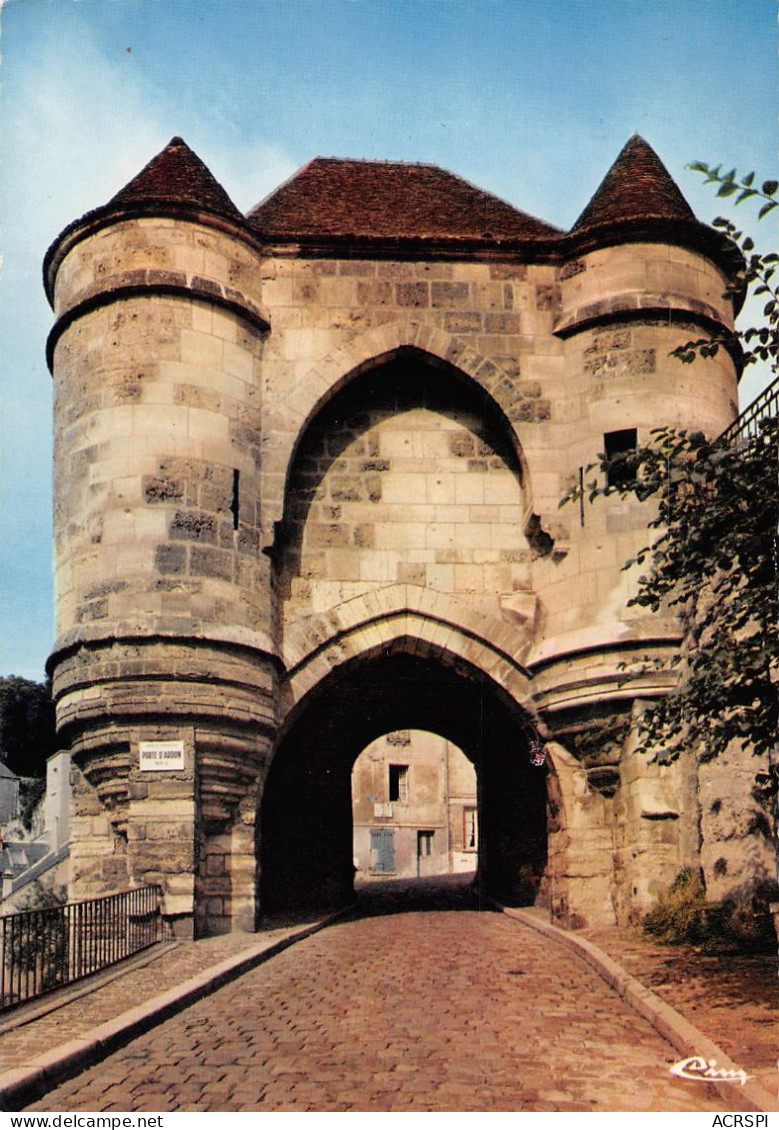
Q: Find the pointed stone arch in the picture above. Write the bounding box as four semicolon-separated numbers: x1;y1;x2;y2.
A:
263;631;558;912
262;319;538;537
278;594;576;824
280;583;537;725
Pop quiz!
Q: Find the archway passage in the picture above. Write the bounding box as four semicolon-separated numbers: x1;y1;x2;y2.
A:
260;650;547;913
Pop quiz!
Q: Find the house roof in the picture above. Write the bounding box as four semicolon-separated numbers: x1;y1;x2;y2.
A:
573;134;696;232
0;841;49;879
246;157;561;242
108;136;242;220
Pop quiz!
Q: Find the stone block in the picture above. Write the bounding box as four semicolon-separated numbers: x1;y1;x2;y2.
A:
396;282;429;307
489;263;527;280
331;476;364;502
170;510;218;543
431;281;470;308
190;545;235;581
144;475;185;505
173;383;221;411
485;312;521;335
307;523;350;548
356;280;393;305
376;261;416;278
426;523;455;549
353;523;375;548
338;260;375;276
397;562;427;585
454;476;484;505
426;564;454;590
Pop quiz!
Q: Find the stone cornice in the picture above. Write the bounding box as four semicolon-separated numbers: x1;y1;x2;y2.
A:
43;202;264;306
553;301;744;376
46;629;282;680
44;202;744;313
46;279;270;373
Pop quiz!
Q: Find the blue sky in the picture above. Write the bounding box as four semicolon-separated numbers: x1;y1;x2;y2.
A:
0;0;775;680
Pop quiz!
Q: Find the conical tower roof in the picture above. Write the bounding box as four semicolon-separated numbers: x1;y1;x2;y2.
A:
572;135;695;232
109;136;242;219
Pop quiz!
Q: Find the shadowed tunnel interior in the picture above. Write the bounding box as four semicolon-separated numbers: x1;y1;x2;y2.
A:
260;650;548;913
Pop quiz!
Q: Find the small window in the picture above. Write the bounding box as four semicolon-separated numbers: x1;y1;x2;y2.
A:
604;429;637;488
463;806;478;851
417;830;434;857
388;764;409;803
231;469;240;530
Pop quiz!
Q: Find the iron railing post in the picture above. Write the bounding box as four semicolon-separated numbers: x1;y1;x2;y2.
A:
0;885;164;1011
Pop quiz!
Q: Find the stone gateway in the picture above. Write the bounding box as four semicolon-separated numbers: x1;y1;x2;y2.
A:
45;136;750;936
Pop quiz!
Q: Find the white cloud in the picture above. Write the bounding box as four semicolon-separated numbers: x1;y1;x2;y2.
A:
4;35;164;257
2;18;298;262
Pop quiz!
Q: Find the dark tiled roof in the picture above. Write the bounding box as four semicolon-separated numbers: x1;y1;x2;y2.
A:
46;136;741;310
573;135;696;232
247;158;561;241
109;137;242;220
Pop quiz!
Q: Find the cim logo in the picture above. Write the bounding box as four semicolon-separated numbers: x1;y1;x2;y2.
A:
669;1055;752;1087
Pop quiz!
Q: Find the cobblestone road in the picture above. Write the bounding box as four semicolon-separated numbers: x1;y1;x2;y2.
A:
26;881;727;1112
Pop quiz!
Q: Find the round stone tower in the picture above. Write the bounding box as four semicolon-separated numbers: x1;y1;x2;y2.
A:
528;137;742;923
45;139;274;935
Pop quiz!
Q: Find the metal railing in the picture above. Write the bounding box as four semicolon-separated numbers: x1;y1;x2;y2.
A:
0;885;164;1010
719;375;779;445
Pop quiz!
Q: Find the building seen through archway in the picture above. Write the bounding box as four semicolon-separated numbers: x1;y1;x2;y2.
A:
352;730;477;881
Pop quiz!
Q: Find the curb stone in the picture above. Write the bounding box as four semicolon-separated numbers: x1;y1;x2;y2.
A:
502;907;777;1114
3;902;772;1113
0;943;180;1036
0;908;351;1112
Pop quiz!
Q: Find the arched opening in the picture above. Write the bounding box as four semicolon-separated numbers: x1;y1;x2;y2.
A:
276;349;532;623
260;650;548;913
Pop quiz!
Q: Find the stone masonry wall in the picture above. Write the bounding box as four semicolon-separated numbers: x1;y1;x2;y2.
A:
48;198;743;932
257;257;561;545
52;291;268;652
251;240;736;928
280;362;533;629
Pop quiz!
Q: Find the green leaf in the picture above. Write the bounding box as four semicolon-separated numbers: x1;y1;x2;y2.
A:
758;200;777;219
742;171;755;187
717;183;738;197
